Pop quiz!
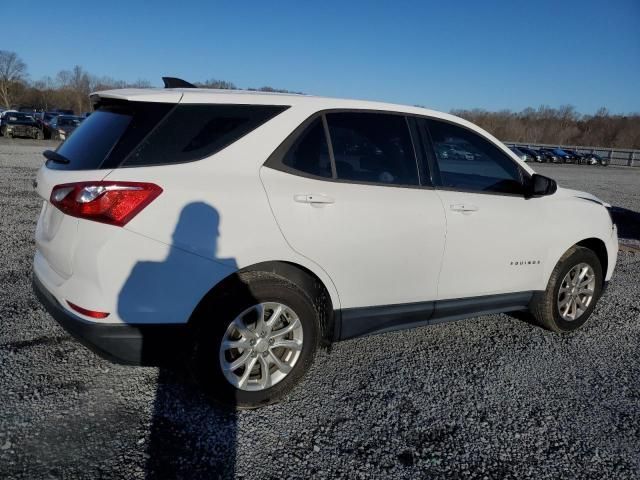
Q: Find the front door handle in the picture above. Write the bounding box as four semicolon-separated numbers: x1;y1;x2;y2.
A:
450;203;479;212
294;194;335;205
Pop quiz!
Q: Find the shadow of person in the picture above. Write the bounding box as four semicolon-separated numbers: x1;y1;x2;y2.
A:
117;202;245;479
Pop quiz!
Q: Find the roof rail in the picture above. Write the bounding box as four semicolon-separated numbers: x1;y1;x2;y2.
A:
162;77;197;89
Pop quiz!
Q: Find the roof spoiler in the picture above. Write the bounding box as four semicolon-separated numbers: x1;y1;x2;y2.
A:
162;77;197;88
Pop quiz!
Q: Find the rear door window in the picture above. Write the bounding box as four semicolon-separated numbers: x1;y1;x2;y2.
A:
281;118;332;178
326;112;419;186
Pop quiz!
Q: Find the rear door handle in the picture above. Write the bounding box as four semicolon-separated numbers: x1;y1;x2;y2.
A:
294;194;335;205
450;203;479;212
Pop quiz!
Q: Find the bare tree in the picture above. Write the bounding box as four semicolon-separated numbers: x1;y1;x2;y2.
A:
0;50;28;108
56;65;91;113
197;78;237;89
33;76;56;110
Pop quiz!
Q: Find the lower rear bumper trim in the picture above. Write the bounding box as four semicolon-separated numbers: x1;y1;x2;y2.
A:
32;273;189;366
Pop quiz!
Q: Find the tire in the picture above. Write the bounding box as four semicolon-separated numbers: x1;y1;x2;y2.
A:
190;271;320;408
35;130;44;140
529;246;603;333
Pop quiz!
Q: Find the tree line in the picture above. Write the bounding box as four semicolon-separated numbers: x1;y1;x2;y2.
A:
0;50;303;115
1;50;638;148
451;106;640;150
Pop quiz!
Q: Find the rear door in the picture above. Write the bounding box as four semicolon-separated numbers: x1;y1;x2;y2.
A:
261;111;447;310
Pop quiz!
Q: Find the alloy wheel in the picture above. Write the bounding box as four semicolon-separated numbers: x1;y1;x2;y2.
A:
219;302;303;391
557;263;596;321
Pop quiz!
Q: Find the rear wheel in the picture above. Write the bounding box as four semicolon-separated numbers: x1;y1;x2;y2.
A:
190;272;320;408
530;246;603;332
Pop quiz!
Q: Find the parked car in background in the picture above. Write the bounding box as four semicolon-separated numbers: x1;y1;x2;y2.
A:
517;146;543;162
0;112;43;139
50;108;75;116
552;148;576;163
49;115;83;141
509;146;529;162
32;85;618;407
0;109;19;130
539;148;560;163
583;152;609;166
35;112;61;138
563;149;587;164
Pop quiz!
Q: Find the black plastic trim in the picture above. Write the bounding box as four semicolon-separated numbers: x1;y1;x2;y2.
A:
33;274;189;366
340;301;435;339
338;291;535;340
162;77;197;88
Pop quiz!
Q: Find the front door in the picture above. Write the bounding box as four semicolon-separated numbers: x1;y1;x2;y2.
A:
421;118;548;300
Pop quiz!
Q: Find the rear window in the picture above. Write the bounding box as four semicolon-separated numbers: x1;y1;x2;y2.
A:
47;101;288;170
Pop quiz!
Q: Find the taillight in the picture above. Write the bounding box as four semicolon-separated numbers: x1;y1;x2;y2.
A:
50;181;162;227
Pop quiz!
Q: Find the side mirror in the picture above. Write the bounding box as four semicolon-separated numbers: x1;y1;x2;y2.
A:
527;174;557;198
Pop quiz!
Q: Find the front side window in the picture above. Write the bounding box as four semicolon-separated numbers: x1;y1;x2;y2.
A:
326;112;419;186
426;119;524;194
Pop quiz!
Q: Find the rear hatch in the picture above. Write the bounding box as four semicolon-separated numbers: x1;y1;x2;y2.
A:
34;95;179;278
35;90;288;279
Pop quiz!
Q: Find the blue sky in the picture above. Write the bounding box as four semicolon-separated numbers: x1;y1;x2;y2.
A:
4;0;639;113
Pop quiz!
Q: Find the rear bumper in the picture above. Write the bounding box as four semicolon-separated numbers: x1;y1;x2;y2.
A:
32;273;189;366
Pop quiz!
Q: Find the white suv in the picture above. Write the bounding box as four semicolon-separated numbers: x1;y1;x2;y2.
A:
33;83;618;407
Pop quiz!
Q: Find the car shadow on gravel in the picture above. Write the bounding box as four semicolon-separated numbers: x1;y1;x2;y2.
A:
117;202;243;479
609;207;640;241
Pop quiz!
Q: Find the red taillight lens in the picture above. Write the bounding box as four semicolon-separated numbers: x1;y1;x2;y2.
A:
67;301;110;319
50;181;162;227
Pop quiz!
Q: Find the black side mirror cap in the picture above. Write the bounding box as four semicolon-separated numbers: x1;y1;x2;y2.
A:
527;173;557;198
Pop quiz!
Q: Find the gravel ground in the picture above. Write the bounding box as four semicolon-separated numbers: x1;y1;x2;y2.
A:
1;140;639;479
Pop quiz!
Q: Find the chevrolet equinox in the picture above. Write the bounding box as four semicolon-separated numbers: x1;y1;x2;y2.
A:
33;79;618;407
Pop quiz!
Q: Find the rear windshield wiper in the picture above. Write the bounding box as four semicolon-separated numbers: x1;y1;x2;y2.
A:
43;150;70;164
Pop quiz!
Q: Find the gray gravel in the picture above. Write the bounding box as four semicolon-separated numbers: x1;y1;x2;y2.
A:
1;141;639;479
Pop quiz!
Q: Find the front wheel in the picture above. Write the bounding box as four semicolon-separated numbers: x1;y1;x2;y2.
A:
529;246;603;332
190;272;320;408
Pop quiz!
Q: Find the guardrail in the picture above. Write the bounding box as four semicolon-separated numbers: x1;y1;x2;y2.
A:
504;142;639;167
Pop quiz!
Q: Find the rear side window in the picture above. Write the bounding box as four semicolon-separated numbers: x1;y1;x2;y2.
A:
47;102;287;170
281;118;332;178
124;104;288;167
326;112;419;186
